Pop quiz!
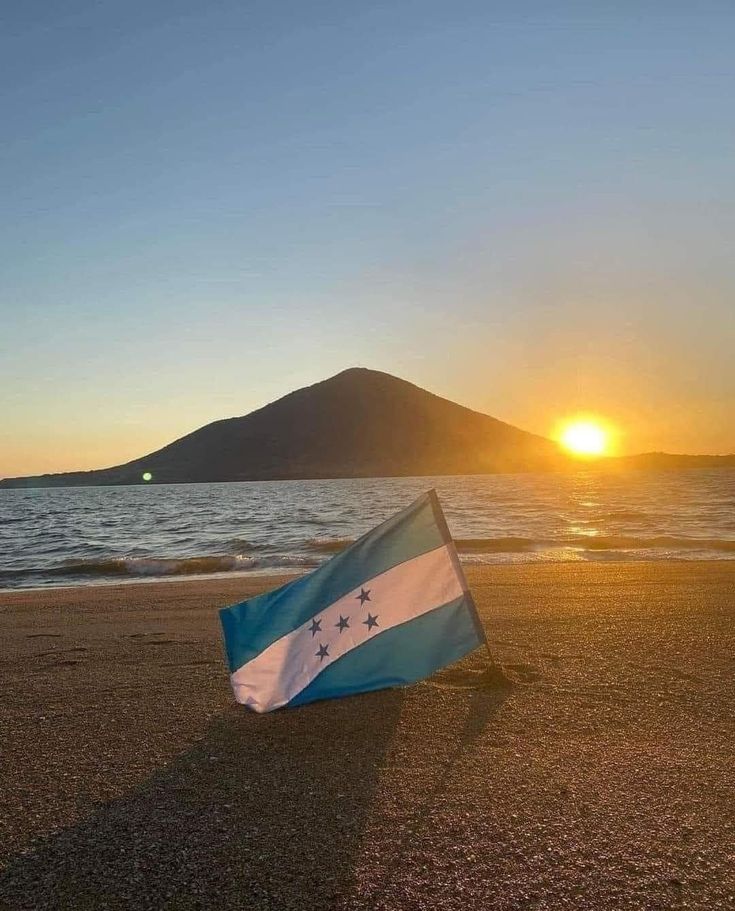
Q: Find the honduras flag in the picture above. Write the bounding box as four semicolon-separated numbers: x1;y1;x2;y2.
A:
219;490;487;712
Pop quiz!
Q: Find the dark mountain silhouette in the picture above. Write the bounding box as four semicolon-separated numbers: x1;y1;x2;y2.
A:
1;368;567;488
610;452;735;470
4;369;731;489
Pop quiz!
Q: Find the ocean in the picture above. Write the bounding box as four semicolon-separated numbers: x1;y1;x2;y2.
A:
1;469;734;590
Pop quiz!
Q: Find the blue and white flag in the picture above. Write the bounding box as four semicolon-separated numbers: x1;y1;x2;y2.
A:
219;490;486;712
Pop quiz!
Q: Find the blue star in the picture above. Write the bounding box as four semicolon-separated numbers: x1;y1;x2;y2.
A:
363;613;379;631
335;615;350;633
309;617;322;637
316;643;330;662
356;588;371;606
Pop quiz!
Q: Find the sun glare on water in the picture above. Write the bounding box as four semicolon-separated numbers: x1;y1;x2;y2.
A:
558;419;610;458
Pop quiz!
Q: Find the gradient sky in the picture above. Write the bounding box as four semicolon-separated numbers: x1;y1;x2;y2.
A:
2;1;734;476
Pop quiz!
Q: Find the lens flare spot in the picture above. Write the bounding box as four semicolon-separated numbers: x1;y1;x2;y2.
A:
142;471;153;482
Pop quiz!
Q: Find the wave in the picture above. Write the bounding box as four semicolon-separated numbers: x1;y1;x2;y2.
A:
59;555;258;577
306;538;355;553
454;535;735;554
2;533;734;590
0;552;321;585
593;510;656;523
308;536;542;555
302;534;735;556
455;537;536;553
561;535;735;553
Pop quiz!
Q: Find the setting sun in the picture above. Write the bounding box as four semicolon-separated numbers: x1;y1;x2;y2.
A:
558;419;610;457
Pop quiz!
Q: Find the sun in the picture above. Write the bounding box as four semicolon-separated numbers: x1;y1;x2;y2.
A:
558;419;610;458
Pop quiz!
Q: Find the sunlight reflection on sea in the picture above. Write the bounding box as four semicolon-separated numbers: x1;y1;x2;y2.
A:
1;469;733;589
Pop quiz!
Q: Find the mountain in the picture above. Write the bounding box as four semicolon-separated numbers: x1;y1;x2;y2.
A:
610;452;735;471
0;368;568;488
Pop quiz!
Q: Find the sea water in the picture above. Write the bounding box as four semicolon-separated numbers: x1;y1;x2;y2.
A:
1;469;734;589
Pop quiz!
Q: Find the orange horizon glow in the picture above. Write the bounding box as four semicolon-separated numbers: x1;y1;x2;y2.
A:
3;378;733;479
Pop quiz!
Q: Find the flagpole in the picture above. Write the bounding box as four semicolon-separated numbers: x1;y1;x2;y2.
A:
463;585;512;685
426;489;511;686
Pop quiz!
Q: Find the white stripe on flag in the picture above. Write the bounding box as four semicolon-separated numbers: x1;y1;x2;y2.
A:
230;543;464;712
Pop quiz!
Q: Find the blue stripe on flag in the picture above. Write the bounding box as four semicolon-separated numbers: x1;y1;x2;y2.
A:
220;491;445;673
288;593;483;708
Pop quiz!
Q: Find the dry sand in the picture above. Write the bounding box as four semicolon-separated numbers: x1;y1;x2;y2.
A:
1;562;734;910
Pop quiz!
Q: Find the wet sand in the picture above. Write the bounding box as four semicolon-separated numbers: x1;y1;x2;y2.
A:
1;562;734;910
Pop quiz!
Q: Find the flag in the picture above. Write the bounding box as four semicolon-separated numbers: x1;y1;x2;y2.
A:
219;489;487;712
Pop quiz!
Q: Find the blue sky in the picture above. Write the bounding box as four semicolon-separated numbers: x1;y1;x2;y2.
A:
2;1;734;474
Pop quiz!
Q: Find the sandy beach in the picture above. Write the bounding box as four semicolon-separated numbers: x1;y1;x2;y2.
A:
1;562;733;910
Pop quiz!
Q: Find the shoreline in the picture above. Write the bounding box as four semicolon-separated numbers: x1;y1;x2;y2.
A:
2;553;735;597
2;461;734;491
0;566;303;597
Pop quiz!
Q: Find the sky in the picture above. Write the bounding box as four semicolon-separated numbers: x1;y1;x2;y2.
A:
2;1;734;476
